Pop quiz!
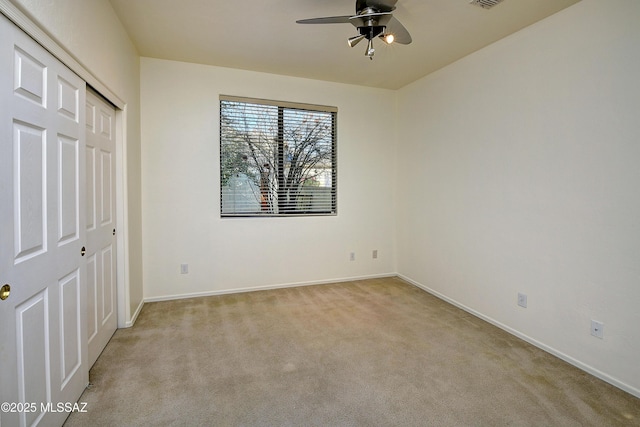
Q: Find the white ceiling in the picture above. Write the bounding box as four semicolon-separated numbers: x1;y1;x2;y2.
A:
108;0;581;90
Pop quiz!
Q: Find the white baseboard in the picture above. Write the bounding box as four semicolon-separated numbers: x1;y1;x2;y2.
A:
397;274;640;400
123;298;144;328
143;273;397;303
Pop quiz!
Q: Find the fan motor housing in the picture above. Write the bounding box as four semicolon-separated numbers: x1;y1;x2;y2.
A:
359;26;386;39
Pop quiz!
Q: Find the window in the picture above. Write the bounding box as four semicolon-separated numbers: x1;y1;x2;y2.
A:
220;96;337;217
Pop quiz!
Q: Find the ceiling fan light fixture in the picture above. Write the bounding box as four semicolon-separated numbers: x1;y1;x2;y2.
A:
381;33;395;44
366;39;375;59
348;34;366;48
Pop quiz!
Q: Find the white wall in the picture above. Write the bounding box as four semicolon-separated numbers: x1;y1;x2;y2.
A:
396;0;640;396
8;0;144;324
141;58;397;300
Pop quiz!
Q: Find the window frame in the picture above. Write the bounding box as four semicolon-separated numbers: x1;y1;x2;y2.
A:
219;95;338;218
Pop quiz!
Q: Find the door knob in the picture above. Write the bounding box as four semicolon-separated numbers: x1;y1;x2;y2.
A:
0;284;10;301
81;246;86;256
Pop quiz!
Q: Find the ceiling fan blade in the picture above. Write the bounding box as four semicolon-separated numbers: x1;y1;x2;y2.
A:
386;16;412;44
356;0;397;13
296;16;352;25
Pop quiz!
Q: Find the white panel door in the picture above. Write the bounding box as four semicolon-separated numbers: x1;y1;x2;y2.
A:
0;15;87;427
85;89;117;367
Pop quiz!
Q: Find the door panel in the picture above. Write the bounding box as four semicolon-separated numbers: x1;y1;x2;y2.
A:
57;77;80;122
58;135;79;244
100;149;112;225
102;245;114;322
16;290;49;427
87;254;98;341
86;89;117;367
13;46;46;106
86;145;96;230
13;121;47;262
1;15;87;427
59;270;81;387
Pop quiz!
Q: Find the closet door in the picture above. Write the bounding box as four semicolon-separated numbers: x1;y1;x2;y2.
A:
0;15;87;427
85;89;117;367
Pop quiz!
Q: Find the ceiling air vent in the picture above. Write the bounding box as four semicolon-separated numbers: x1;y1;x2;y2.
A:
469;0;504;9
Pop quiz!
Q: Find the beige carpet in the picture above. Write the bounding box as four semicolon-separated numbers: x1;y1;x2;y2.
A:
65;277;639;426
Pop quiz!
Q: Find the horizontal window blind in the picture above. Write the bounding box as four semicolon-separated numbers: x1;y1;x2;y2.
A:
220;96;337;217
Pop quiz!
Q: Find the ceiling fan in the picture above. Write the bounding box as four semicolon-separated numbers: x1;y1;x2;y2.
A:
297;0;412;60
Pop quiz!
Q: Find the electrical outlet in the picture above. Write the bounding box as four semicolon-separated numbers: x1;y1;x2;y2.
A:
517;293;527;308
180;263;189;274
372;250;378;259
349;252;355;261
591;320;604;339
